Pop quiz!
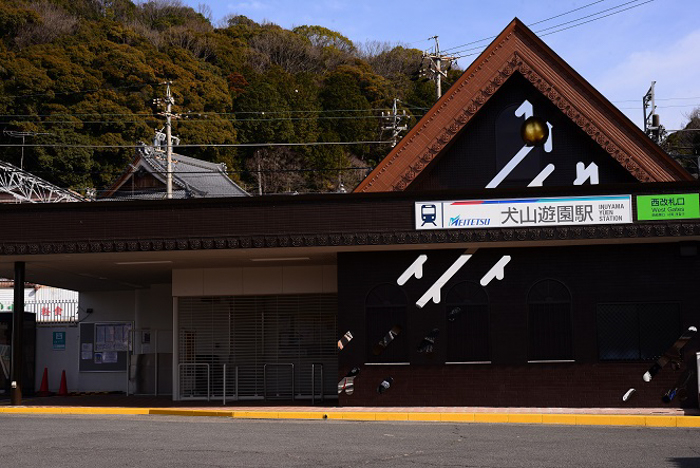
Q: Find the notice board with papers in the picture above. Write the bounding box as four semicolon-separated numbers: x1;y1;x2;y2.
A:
79;322;132;372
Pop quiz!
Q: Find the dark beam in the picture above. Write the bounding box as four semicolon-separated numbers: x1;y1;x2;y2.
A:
11;261;24;405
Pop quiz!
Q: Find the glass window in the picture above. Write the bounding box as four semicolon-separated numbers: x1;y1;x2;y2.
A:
597;303;680;361
528;279;572;361
445;281;490;362
366;283;408;363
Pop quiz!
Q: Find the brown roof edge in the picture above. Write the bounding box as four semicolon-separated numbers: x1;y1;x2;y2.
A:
354;18;692;193
99;151;141;199
353;19;523;193
509;19;693;183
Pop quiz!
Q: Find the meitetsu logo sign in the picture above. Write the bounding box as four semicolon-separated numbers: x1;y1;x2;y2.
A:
448;216;491;227
415;195;633;230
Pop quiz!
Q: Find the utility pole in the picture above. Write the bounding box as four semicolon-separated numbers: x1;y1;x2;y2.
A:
412;36;456;101
643;81;664;144
154;82;178;199
3;130;53;169
381;98;408;147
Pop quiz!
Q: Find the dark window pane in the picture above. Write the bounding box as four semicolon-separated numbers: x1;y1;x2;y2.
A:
445;282;490;362
366;284;408;363
639;304;681;360
596;303;680;361
446;304;490;362
597;304;640;360
528;303;572;360
528;280;572;361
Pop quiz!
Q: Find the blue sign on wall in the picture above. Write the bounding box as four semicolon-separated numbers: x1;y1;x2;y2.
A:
53;331;66;351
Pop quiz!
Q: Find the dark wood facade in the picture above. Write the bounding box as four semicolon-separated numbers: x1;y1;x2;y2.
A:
338;244;700;407
0;183;698;254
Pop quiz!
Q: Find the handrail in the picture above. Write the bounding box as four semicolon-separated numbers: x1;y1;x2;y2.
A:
178;363;210;401
222;364;239;406
154;330;158;397
311;363;324;405
263;363;294;401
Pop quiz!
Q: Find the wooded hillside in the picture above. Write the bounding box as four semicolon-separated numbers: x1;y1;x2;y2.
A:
0;0;462;194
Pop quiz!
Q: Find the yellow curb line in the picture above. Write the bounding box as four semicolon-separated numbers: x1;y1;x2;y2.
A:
0;408;698;427
150;409;233;418
226;412;700;427
0;407;149;415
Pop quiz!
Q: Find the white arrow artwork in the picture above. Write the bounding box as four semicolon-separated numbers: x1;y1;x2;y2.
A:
527;164;555;187
416;249;478;308
480;255;512;286
486;100;553;189
397;254;428;286
574;162;599;185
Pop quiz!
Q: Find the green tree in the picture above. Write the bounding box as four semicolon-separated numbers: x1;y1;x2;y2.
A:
664;108;700;177
0;0;443;194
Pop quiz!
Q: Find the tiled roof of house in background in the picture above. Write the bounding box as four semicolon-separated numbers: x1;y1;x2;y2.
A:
100;144;249;200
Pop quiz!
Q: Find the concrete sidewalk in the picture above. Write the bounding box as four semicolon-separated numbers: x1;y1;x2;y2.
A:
1;394;699;427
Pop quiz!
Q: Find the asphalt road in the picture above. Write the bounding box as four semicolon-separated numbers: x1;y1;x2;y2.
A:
0;414;698;467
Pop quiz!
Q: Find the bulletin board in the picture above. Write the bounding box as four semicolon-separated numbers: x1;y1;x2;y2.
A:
79;322;132;372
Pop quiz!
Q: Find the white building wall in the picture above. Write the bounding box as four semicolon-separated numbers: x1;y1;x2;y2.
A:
35;285;173;393
35;325;79;393
34;266;338;396
0;284;78;311
74;290;135;393
172;265;337;297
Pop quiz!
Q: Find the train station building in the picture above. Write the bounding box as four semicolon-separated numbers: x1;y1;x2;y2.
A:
1;19;698;408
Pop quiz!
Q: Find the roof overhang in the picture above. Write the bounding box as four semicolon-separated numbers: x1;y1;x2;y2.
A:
1;182;699;291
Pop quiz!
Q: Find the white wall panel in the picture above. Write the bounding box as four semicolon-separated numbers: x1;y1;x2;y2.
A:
173;266;336;297
202;268;243;296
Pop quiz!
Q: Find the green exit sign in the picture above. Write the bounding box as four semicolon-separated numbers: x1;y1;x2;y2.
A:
637;193;700;221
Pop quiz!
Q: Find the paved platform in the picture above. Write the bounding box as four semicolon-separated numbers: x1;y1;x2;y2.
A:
1;394;699;427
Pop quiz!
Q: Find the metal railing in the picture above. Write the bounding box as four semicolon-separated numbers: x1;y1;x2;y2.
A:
27;300;79;324
0;344;9;380
222;364;239;406
263;363;295;402
311;363;324;405
178;363;210;401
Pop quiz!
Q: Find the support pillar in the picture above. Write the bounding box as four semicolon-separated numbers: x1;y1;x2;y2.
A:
11;261;25;405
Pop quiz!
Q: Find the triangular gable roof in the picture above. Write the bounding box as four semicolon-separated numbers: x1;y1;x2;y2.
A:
101;145;249;199
355;18;692;192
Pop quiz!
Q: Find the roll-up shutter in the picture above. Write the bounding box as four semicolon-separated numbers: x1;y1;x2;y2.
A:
178;294;337;401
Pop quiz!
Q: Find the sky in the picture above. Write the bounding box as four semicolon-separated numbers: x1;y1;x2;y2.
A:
178;0;700;131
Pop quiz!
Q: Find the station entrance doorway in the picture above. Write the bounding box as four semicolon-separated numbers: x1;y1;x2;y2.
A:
176;294;337;403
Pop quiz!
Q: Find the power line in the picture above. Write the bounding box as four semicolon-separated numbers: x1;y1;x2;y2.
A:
441;0;615;54
527;0;607;27
536;0;656;39
617;104;700;110
0;114;428;125
405;37;435;46
613;96;700;103
3;83;160;100
0;141;392;149
0;107;431;118
1;98;697;118
450;0;657;59
534;0;649;35
0;166;374;177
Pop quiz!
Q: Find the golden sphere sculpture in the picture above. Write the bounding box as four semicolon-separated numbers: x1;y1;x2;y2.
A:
520;116;549;147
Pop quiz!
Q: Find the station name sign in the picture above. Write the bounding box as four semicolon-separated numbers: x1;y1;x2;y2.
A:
636;193;700;221
415;195;633;230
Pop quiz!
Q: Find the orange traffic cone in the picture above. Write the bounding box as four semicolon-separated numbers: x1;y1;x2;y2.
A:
37;367;50;397
58;370;68;396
